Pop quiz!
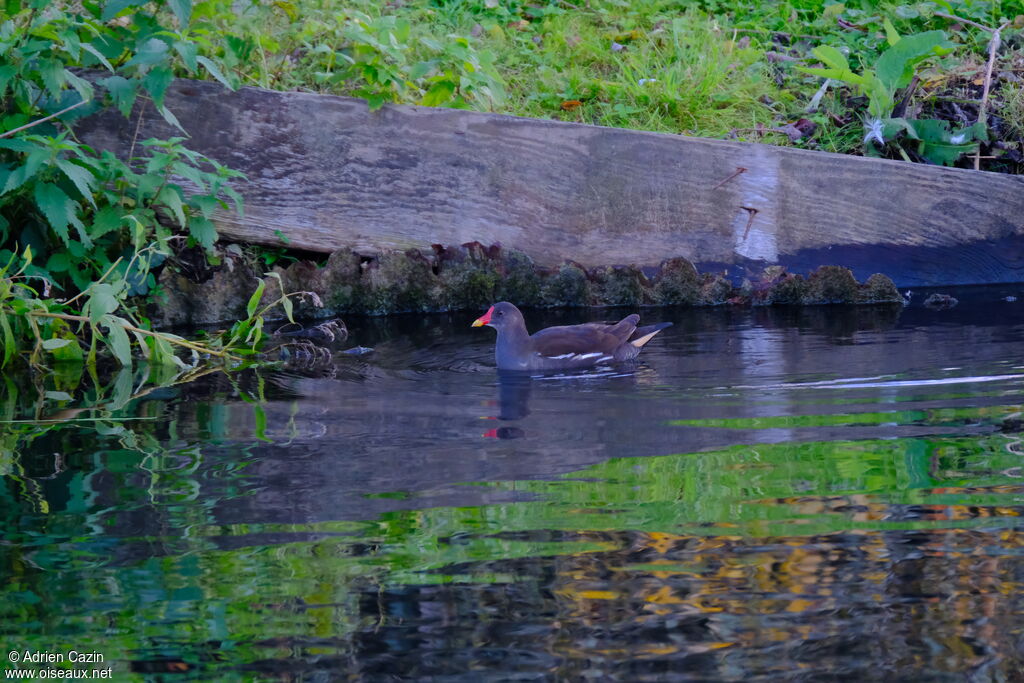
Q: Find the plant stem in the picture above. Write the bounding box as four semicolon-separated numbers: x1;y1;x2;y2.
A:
0;99;89;139
974;21;1010;171
934;12;997;33
121;97;147;205
61;257;123;308
25;310;242;360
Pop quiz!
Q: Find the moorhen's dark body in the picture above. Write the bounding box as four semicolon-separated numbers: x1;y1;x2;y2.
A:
472;302;672;371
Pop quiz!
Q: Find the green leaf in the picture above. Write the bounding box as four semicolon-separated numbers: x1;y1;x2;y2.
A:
196;56;232;89
0;310;13;368
883;17;901;46
44;390;73;400
919;139;976;166
875;30;951;92
33;182;78;245
281;293;294;323
246;279;266;318
864;75;894;119
253;403;268;441
172;161;209;192
221;185;244;214
421;80;455;107
188;193;220;218
173;40;198;72
129;328;151;359
157;185;186;227
143;65;174;109
911;118;978;166
81;43;115;72
12;147;48;192
157;104;184;132
0;139;37;154
126;37;170;68
959;121;988;143
0;64;17;100
811;45;850;73
881;117;918;140
101;315;132;366
98;76;137;117
37;58;66;99
85;283;120;325
64;70;94;102
168;0;192;26
107;366;133;409
94;422;125;436
46;251;71;273
51;337;82;363
797;66;867;87
42;338;74;350
246;316;264;348
56;159;98;207
146;153;175;175
101;0;147;21
189;215;217;250
135;172;164;198
90;205;123;240
408;61;435;80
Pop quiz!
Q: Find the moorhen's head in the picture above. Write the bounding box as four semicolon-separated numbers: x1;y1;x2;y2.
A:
471;302;523;331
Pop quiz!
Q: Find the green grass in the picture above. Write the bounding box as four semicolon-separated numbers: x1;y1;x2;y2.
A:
1002;82;1024;140
210;0;1024;164
499;11;786;137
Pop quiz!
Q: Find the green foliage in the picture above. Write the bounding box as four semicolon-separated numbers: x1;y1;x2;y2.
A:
0;1;245;292
1000;82;1024;140
330;12;505;110
799;22;987;166
0;242;306;374
799;25;953;120
197;0;1024;164
220;5;505;111
0;0;259;372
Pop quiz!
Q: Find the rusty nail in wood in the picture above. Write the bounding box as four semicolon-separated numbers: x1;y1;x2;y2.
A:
740;206;759;239
712;166;747;190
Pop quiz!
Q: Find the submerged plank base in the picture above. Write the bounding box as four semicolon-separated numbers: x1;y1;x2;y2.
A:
77;79;1024;287
152;243;902;327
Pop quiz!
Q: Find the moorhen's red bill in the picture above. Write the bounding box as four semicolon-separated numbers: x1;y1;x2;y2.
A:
471;302;672;371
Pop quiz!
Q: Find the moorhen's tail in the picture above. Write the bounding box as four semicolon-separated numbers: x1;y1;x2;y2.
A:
628;322;673;348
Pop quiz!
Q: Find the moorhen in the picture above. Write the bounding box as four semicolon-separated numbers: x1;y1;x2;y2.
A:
472;302;672;371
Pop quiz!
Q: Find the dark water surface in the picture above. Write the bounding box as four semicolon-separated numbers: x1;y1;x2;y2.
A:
4;289;1024;680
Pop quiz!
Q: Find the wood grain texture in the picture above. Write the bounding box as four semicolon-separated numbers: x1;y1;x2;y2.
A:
75;78;1024;286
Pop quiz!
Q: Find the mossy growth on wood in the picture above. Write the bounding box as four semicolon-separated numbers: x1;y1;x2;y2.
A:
151;242;905;326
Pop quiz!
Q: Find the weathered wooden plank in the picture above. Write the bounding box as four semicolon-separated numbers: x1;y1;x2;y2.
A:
76;78;1024;287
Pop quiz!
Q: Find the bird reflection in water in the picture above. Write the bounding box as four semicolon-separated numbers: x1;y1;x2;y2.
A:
483;371;533;439
483;364;647;439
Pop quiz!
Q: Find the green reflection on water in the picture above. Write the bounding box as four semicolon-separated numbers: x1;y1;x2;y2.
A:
2;374;1023;679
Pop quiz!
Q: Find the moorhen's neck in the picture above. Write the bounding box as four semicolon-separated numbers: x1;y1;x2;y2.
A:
494;318;531;368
